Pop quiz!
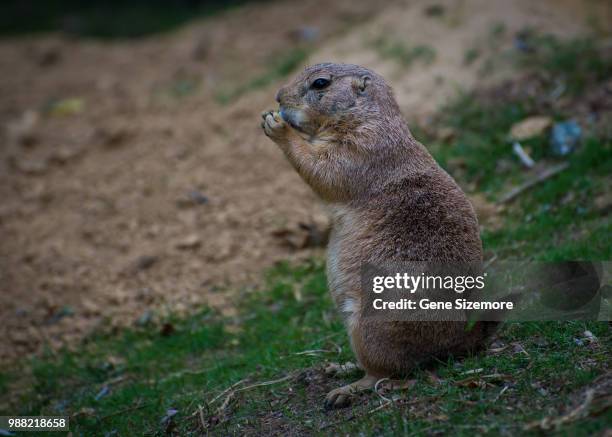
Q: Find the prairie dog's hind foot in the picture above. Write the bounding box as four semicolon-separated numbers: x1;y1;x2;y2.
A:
324;372;417;409
324;374;378;409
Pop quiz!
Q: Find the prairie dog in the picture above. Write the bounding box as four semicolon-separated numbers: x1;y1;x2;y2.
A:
262;63;494;408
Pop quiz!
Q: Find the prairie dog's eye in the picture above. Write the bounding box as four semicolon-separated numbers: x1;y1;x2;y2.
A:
311;78;331;90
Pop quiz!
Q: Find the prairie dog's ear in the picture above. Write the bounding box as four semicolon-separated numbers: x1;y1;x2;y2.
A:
353;74;371;93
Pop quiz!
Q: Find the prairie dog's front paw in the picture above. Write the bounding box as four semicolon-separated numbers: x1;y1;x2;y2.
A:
261;110;288;142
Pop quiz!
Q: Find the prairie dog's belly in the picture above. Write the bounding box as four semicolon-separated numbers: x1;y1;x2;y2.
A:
326;229;353;301
326;205;364;329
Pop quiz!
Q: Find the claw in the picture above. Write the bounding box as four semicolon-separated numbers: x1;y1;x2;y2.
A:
324;388;353;409
324;375;378;409
261;109;287;141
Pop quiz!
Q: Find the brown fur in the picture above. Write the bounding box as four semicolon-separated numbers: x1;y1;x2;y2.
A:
262;63;496;406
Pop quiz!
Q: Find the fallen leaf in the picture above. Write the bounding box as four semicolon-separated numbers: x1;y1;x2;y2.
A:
509;116;552;140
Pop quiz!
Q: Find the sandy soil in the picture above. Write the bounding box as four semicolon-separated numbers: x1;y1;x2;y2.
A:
0;0;608;364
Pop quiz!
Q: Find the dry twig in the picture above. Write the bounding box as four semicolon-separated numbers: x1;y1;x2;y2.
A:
524;389;595;431
213;373;300;416
499;162;569;204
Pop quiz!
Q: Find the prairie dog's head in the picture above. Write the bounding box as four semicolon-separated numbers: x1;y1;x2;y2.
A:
275;63;400;137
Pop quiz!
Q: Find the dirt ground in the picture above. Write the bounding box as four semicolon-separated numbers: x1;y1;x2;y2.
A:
1;0;609;364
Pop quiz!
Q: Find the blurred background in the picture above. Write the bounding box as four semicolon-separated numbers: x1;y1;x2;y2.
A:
0;0;610;365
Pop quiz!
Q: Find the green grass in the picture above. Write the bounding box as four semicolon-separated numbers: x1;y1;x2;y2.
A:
516;34;612;96
420;96;611;260
410;33;612;260
0;261;339;435
1;33;611;435
1;261;609;435
0;0;267;39
463;47;481;66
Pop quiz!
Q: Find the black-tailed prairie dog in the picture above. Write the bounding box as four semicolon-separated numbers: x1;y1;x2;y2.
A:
261;63;496;408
